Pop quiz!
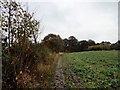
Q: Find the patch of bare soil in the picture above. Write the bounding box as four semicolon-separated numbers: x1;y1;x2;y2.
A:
53;55;65;89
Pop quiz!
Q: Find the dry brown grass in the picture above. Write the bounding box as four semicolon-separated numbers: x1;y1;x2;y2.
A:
35;53;57;88
16;72;33;88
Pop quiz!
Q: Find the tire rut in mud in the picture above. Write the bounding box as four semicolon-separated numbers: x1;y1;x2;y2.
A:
53;55;65;89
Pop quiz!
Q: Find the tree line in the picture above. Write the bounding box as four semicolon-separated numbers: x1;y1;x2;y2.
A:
42;34;120;53
63;36;120;52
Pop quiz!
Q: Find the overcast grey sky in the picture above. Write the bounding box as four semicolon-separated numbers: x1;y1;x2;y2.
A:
19;0;118;43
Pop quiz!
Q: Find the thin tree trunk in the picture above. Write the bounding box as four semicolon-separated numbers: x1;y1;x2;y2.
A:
8;0;11;51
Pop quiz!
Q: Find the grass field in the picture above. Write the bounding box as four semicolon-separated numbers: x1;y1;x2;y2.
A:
62;50;120;89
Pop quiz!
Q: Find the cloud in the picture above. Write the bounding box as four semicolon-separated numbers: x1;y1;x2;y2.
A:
27;1;118;43
18;0;119;2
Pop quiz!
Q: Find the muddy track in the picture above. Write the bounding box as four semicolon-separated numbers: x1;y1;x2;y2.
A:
53;54;85;89
68;65;86;89
53;55;65;89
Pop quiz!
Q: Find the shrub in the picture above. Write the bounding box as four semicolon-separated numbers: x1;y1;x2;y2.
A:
31;43;56;88
32;43;54;65
2;38;37;88
88;45;111;51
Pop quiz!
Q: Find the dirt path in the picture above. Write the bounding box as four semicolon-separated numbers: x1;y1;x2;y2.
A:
53;54;85;89
53;54;65;89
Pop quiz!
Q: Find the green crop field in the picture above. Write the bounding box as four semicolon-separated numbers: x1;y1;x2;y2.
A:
62;50;120;89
